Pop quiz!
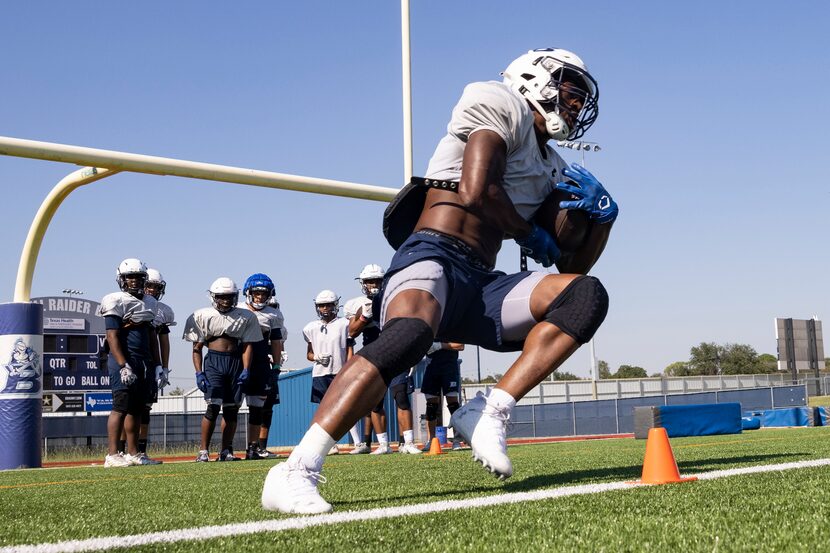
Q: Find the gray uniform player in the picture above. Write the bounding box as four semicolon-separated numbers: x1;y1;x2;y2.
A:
263;48;616;514
98;258;161;468
183;277;262;462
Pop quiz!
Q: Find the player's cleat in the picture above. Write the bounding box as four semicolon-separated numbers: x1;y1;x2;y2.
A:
327;444;340;456
350;442;370;454
452;437;464;451
138;453;163;465
104;453;131;468
196;450;210;462
246;444;266;460
370;443;392;455
257;447;275;459
124;452;158;466
398;442;423;455
218;449;240;461
261;458;333;514
450;392;513;480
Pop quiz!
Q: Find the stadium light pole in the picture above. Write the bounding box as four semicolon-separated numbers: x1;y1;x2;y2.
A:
556;140;602;398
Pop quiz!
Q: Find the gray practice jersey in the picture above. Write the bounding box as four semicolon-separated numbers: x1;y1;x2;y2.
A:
182;306;262;344
245;304;287;342
97;292;158;324
425;81;570;221
153;301;176;329
302;317;350;377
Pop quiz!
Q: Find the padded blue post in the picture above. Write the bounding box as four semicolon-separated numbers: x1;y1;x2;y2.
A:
0;302;44;469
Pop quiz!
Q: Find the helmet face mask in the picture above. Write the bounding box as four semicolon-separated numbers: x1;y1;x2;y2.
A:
116;258;148;297
502;48;599;140
145;268;166;300
243;273;276;310
357;264;385;298
314;290;340;321
209;277;239;313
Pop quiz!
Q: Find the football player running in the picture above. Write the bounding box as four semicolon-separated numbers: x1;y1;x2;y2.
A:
263;48;617;513
239;273;287;460
303;290;353;456
183;278;262;462
97;258;162;468
422;342;465;449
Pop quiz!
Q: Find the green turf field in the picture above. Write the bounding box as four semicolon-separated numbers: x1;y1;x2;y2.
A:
3;428;830;552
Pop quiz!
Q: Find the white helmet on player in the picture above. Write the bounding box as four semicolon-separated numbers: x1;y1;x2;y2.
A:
116;258;148;296
145;268;166;300
502;48;599;140
314;289;340;320
357;264;385;298
209;277;239;313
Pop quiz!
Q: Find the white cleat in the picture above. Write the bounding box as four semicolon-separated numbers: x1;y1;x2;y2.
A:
261;458;333;514
398;442;423;455
449;393;513;480
370;443;392;455
350;442;371;454
123;453;159;466
327;444;340;456
104;453;131;468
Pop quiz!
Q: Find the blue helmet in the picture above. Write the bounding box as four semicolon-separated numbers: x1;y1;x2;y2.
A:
244;273;275;310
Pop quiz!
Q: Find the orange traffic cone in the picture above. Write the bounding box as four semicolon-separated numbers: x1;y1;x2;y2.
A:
632;427;697;485
424;437;443;455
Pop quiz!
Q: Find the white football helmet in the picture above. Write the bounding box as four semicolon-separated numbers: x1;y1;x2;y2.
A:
209;277;239;313
502;48;599;140
314;289;340;320
116;258;148;296
145;268;166;299
357;264;385;298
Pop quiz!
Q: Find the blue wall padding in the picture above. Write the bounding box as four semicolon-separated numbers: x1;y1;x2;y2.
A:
742;416;761;430
658;402;742;437
761;407;812;427
814;407;830;426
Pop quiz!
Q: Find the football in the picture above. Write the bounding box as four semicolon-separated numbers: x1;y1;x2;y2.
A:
533;186;591;252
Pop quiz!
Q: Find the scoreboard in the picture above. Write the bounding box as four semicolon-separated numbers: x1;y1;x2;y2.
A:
31;296;109;392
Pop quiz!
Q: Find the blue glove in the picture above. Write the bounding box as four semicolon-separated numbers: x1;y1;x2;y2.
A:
515;223;560;268
237;368;250;386
196;372;208;393
556;163;618;224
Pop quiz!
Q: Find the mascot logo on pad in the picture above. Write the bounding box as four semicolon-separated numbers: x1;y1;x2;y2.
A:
0;338;41;394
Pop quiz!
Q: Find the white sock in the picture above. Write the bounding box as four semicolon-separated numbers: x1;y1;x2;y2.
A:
349;424;362;444
403;429;414;445
377;432;389;446
486;388;517;414
288;423;335;471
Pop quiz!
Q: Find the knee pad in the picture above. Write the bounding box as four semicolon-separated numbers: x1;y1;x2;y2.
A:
544;276;608;344
425;401;439;422
204;403;221;422
141;405;151;425
371;399;386;414
248;405;263;426
447;400;460;415
357;317;434;385
393;388;411;411
222;404;239;424
261;407;274;429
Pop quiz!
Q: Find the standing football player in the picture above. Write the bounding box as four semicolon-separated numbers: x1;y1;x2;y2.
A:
344;264;389;454
239;273;286;460
263;48;617;513
97;258;161;468
422;342;465;449
183;277;262;462
258;295;287;458
303;290;353;456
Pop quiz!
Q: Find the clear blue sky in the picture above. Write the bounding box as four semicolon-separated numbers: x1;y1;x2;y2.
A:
1;1;828;390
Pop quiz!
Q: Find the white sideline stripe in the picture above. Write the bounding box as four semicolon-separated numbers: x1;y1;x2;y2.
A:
5;458;830;553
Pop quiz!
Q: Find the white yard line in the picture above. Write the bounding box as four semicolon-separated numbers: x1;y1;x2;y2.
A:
5;458;830;553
